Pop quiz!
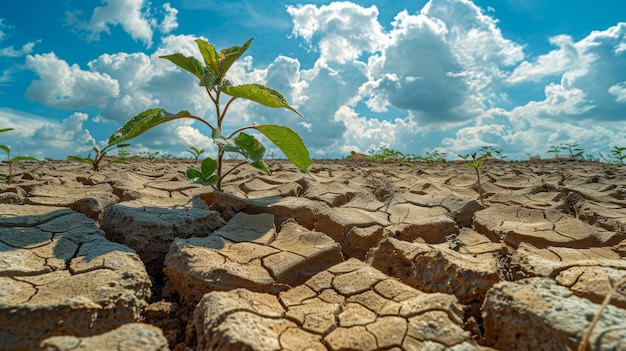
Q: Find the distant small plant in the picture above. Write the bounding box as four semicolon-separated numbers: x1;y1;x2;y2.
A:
459;150;491;206
366;147;414;167
445;234;470;253
139;150;160;161
0;128;37;184
526;152;541;161
187;146;205;164
548;142;584;159
421;150;447;163
609;146;626;164
106;38;310;190
68;143;133;171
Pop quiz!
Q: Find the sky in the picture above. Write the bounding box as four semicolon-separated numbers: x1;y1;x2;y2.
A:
1;0;626;161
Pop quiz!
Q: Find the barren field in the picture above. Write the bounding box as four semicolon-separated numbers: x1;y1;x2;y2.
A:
1;158;625;350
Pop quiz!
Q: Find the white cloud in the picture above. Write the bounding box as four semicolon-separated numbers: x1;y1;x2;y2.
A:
159;3;179;34
0;109;96;159
508;35;588;83
68;0;179;47
608;82;626;103
0;41;38;57
25;52;120;109
287;2;388;64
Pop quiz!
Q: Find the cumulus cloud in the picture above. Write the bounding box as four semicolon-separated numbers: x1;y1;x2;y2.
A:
67;0;179;47
0;109;96;159
287;2;388;64
25;52;120;109
0;41;38;57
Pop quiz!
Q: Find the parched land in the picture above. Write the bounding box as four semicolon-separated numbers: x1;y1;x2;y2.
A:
1;158;625;350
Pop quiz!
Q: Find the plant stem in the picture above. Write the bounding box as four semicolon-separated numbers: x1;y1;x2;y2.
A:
475;166;484;205
216;148;225;190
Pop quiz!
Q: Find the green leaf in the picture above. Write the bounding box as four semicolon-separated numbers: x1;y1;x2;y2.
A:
218;38;253;78
0;145;9;154
200;71;220;90
0;128;14;134
222;84;302;116
254;125;311;172
186;168;202;180
195;39;219;76
200;157;217;177
10;156;37;162
250;160;270;175
159;53;205;80
108;108;193;148
233;132;266;161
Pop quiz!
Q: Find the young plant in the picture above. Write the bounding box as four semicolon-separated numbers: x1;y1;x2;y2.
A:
609;146;626;164
459;151;491;206
526;152;541;161
139;150;160;161
562;142;584;159
422;150;447;163
548;142;584;159
445;234;470;253
106;38;310;191
187;146;204;164
547;145;561;158
68;143;133;171
0;128;37;184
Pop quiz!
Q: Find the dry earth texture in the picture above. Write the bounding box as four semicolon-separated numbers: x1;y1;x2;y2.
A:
1;157;625;351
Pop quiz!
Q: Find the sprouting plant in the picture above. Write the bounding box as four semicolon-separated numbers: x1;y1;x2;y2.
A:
609;146;626;164
547;145;561;158
422;150;447;163
548;142;584;159
105;38;310;190
161;152;173;159
366;148;413;167
187;146;205;164
526;152;541;161
445;234;470;253
68;143;132;171
139;150;160;161
562;142;584;158
0;128;37;184
459;151;491;206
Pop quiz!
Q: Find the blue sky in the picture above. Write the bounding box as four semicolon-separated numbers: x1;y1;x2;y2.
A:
1;0;625;161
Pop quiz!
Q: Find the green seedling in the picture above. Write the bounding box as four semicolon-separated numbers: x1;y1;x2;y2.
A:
0;128;37;184
459;151;491;206
445;234;470;253
609;146;626;164
366;148;413;167
547;145;561;158
548;142;584;159
562;142;584;158
106;38;310;191
139;150;160;161
526;152;541;161
68;143;133;171
422;150;447;163
187;146;204;164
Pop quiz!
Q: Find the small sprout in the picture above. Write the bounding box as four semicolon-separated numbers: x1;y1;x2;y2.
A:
526;152;541;161
186;157;218;185
0;128;38;184
445;234;470;253
609;146;626;164
139;151;160;161
68;143;134;171
187;146;205;164
461;150;491;206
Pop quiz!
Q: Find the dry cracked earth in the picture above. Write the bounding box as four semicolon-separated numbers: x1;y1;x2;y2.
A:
1;157;625;351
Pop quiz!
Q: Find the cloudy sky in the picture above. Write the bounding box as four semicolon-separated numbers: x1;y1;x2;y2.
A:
1;0;625;161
